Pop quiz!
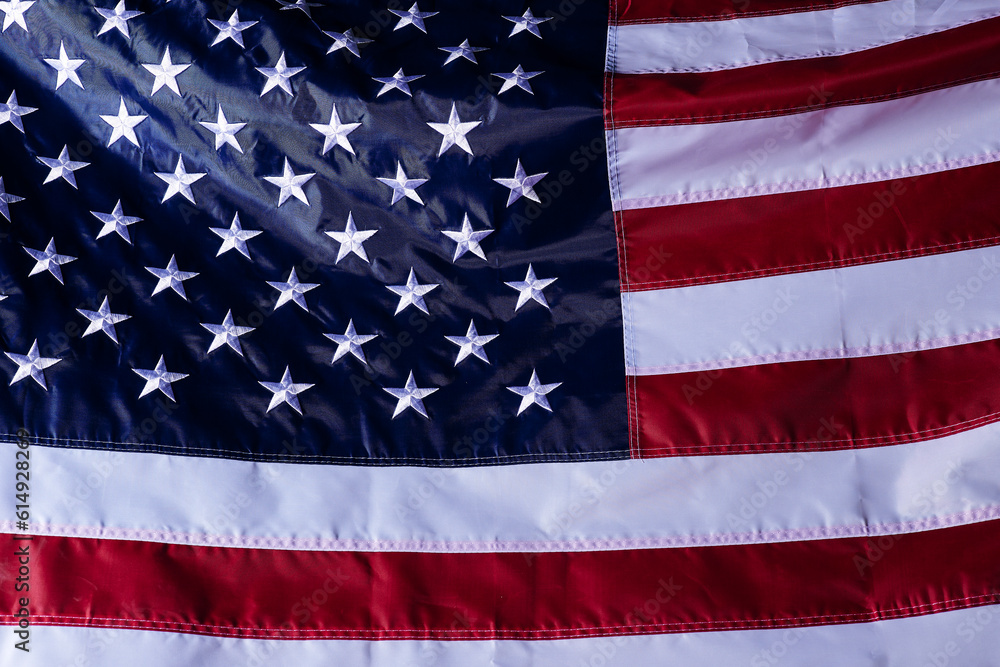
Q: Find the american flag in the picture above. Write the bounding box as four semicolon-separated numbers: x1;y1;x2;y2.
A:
2;0;1000;664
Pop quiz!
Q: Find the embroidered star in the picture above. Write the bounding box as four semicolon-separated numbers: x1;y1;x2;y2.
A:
440;39;487;65
24;238;75;284
442;214;492;261
0;90;36;133
202;310;254;356
507;369;562;415
373;69;423;98
427;103;481;157
503;9;552;38
210;212;261;259
264;158;314;207
383;371;438;419
5;340;60;390
0;0;34;33
200;105;246;153
100;96;147;147
0;177;24;222
77;296;130;344
155;155;206;203
387;268;438;315
310;104;361;155
44;41;86;90
445;320;498;365
493;159;547;206
146;255;198;300
133;356;188;401
390;3;437;32
506;264;558;311
257;51;305;96
259;366;314;414
377;162;427;206
325;212;377;263
277;0;319;16
267;268;319;312
324;320;378;365
38;146;89;189
95;1;143;38
494;65;543;95
142;47;190;96
91;200;141;243
324;29;371;57
208;10;257;47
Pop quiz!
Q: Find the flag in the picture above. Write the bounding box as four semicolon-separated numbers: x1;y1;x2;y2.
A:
2;0;1000;664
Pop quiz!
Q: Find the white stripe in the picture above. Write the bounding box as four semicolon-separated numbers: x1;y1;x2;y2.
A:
7;420;1000;551
609;0;1000;74
608;77;1000;210
10;604;1000;666
624;245;1000;375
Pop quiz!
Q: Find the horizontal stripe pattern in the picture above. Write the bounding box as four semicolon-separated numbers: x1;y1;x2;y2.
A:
6;425;1000;550
9;605;1000;667
612;0;888;24
2;520;999;639
609;77;1000;210
609;0;1000;74
611;15;1000;127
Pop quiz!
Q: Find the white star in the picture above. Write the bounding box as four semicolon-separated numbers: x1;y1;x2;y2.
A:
324;320;378;364
5;340;60;390
95;1;143;38
38;146;89;189
208;10;257;48
264;158;314;207
507;369;562;415
77;296;130;344
210;212;261;259
387;268;438;315
505;264;557;310
0;0;34;33
376;162;427;206
277;0;319;16
427;103;481;156
0;177;24;222
200;105;246;153
91;200;141;243
44;41;86;90
99;96;147;147
24;238;75;284
494;65;543;95
257;51;305;97
383;371;438;419
155;155;206;203
259;366;314;414
142;47;190;96
0;90;36;133
440;39;487;65
493;159;547;206
503;8;552;38
373;68;423;98
267;268;319;312
325;212;377;263
445;320;498;365
146;255;198;300
201;310;254;356
442;213;492;261
133;356;188;401
324;29;371;57
310;104;361;155
390;3;437;32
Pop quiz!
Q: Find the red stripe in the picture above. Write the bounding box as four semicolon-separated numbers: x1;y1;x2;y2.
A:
618;161;1000;291
610;18;1000;126
632;338;1000;458
613;0;886;24
3;522;1000;639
